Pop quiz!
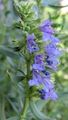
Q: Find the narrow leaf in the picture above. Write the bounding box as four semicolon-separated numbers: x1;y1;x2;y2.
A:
7;116;18;120
0;45;20;59
30;100;53;120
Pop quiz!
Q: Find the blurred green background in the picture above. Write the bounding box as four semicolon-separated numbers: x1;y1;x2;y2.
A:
0;0;68;120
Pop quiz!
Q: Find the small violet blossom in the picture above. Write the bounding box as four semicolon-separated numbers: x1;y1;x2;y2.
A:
45;43;60;71
27;33;39;53
33;54;45;71
39;19;60;44
45;43;61;57
29;70;43;86
39;88;58;100
46;55;60;71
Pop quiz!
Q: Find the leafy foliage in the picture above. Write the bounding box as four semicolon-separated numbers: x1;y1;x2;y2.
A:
0;0;68;120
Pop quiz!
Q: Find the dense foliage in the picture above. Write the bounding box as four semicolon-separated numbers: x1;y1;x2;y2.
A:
0;0;68;120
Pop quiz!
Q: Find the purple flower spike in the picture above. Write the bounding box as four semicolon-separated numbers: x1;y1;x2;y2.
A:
27;19;61;101
27;33;39;53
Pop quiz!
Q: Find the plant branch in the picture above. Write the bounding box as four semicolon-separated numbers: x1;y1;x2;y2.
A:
20;54;31;120
20;97;29;120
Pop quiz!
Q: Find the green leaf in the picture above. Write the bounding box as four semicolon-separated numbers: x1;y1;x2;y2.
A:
36;100;47;111
7;116;18;120
30;100;53;120
0;45;20;59
7;97;19;114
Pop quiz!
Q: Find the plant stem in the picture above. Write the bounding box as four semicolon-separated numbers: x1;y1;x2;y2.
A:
20;56;30;120
20;97;29;120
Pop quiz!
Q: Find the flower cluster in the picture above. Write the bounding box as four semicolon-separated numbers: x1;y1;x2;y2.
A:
27;19;61;100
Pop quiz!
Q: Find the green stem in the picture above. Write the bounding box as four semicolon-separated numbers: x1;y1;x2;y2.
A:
0;96;6;120
20;97;29;120
20;56;30;120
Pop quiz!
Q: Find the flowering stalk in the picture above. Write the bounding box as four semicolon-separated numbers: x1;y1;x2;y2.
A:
20;54;31;120
14;0;62;119
20;97;29;120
